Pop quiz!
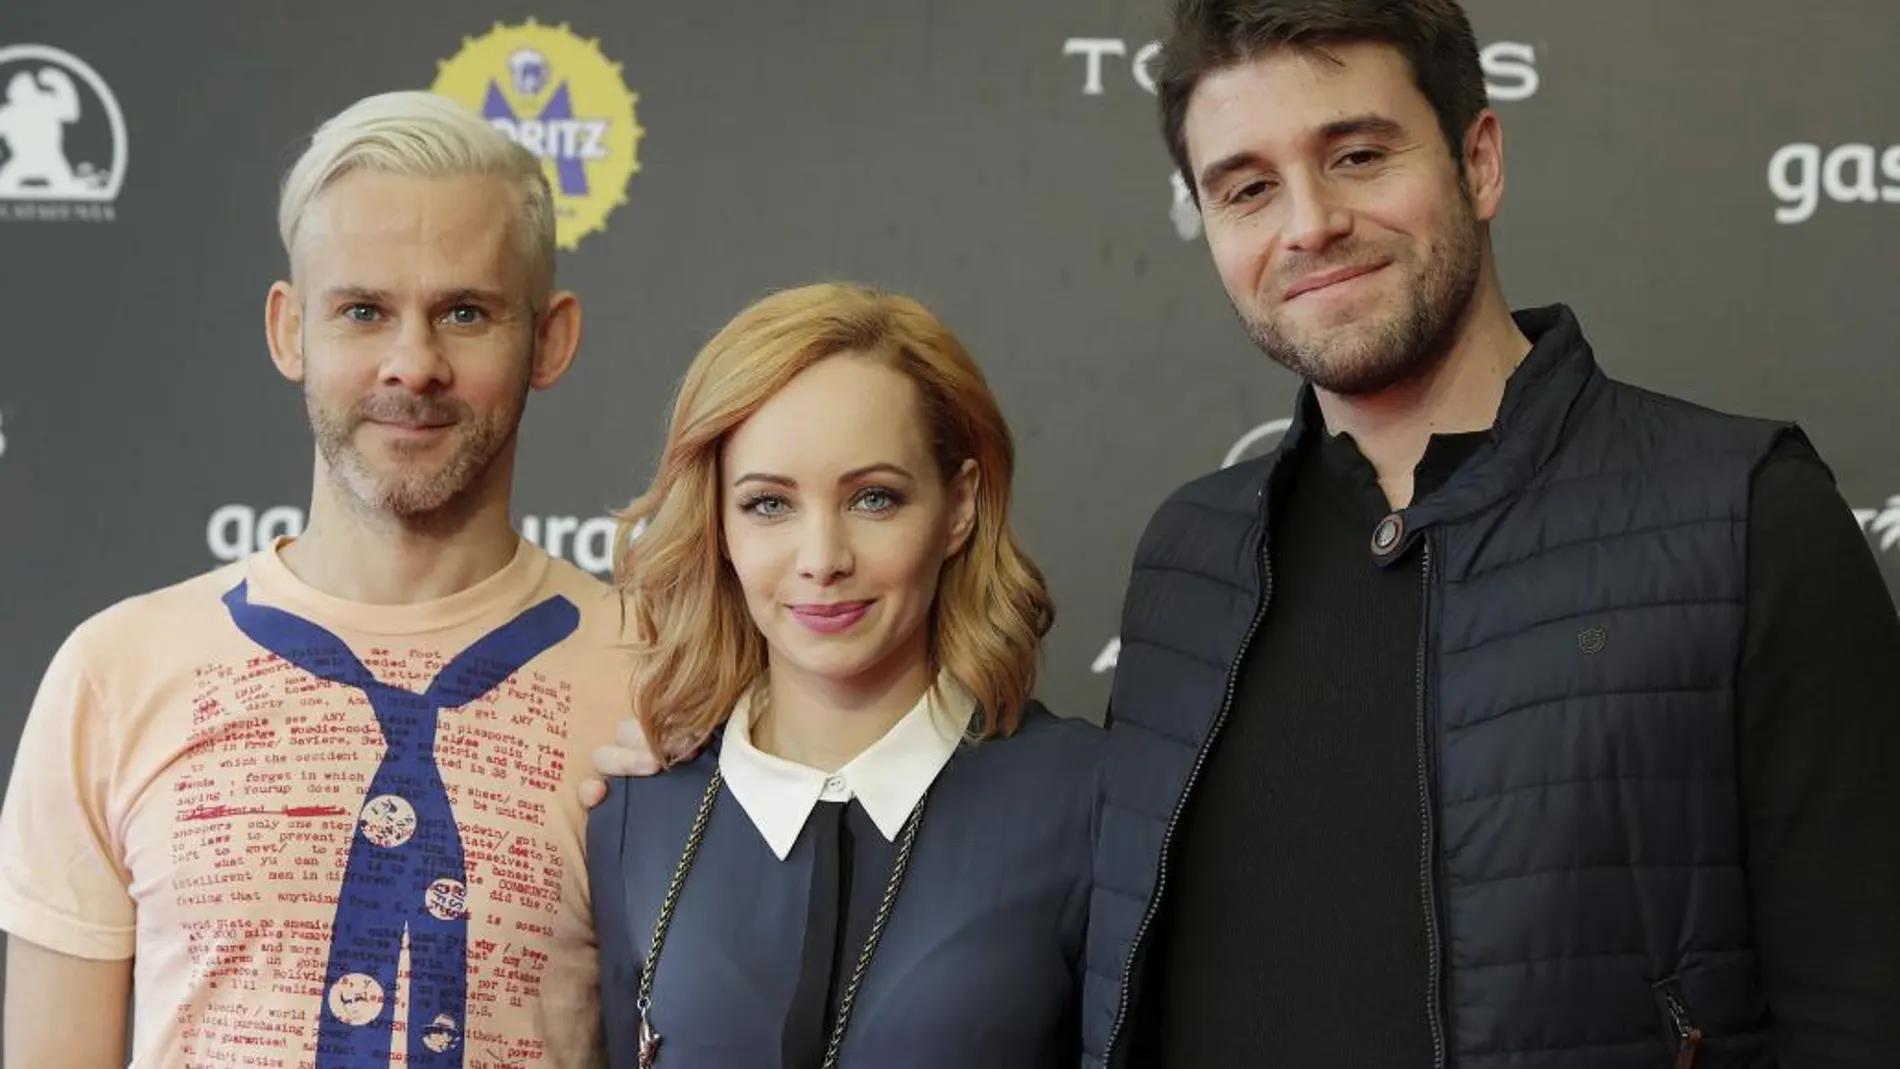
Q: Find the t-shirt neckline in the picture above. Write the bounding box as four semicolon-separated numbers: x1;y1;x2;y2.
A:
245;534;550;636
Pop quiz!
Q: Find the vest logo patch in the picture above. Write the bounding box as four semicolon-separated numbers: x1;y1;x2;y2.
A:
1577;626;1609;655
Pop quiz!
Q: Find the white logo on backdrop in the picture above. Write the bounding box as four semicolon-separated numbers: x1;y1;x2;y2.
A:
0;408;8;459
1063;37;1540;241
1855;495;1900;553
205;505;642;575
1061;38;1540;103
0;44;126;221
1091;417;1292;674
1767;143;1900;225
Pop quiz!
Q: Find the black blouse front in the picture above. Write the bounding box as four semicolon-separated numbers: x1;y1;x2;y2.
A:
782;800;896;1069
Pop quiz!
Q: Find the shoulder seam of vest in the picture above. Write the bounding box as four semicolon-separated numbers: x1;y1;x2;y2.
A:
1526;445;1770;490
1446;515;1746;586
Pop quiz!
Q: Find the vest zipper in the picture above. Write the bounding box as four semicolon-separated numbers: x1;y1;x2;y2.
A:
1416;539;1447;1069
1101;536;1275;1066
1655;976;1704;1069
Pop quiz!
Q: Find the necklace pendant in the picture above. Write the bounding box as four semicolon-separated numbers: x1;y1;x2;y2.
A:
637;1014;662;1069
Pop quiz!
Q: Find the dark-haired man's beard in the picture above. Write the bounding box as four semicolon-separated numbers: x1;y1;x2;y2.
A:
1237;200;1482;397
309;379;528;521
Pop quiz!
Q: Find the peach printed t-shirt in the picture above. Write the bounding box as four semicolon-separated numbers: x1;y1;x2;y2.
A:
0;537;631;1068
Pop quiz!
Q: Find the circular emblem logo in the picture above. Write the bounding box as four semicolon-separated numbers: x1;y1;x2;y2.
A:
432;19;642;250
1577;626;1608;655
0;44;127;218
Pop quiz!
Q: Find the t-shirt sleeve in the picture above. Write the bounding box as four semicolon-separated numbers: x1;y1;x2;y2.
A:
0;626;137;960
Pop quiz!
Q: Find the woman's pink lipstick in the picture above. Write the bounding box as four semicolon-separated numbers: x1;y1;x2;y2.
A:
790;600;873;634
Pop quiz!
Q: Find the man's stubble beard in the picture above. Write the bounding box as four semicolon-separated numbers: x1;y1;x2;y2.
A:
308;362;531;524
1237;192;1483;398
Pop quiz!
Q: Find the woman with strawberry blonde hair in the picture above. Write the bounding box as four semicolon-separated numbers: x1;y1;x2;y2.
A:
588;283;1101;1069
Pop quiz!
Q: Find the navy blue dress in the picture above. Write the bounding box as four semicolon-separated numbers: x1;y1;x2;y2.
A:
588;704;1102;1069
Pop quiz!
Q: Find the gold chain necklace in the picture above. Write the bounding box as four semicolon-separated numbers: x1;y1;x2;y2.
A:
635;766;928;1069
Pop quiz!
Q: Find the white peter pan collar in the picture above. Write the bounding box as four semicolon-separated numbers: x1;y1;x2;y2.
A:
718;676;973;861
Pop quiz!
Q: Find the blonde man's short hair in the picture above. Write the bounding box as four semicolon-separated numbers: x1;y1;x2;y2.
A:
277;90;556;299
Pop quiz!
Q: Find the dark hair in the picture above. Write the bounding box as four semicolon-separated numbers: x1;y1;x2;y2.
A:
1158;0;1488;200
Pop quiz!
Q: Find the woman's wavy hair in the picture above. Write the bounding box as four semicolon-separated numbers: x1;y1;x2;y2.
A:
612;282;1053;762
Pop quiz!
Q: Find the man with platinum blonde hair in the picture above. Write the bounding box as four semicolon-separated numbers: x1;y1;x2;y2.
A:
277;90;559;308
1;90;626;1069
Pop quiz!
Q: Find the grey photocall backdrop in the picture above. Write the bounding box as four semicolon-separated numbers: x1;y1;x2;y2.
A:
0;0;1896;1008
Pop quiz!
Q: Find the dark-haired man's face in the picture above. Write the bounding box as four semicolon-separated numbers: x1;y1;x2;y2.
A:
1184;42;1495;396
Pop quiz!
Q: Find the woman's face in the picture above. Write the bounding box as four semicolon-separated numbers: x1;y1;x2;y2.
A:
719;353;977;697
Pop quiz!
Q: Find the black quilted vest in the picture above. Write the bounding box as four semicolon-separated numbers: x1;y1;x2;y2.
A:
1083;305;1792;1069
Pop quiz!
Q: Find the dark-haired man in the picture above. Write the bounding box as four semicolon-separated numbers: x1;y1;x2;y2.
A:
1082;1;1900;1067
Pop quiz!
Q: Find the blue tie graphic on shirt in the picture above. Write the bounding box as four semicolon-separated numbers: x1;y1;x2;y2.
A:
220;581;580;1067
